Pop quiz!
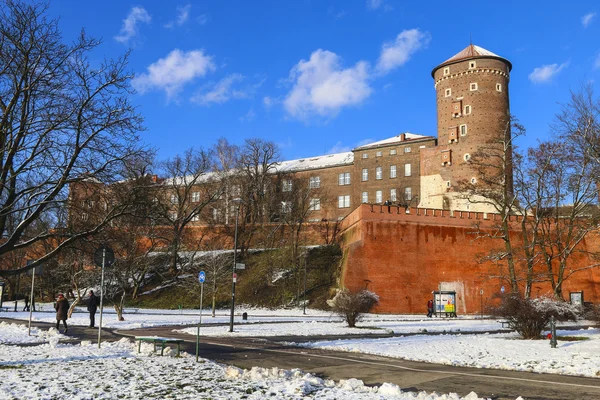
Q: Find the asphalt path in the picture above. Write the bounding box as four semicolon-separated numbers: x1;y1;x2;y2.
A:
3;318;600;400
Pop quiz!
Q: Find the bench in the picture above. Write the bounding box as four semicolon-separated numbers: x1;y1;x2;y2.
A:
0;306;9;312
135;336;184;356
499;320;511;328
124;308;139;314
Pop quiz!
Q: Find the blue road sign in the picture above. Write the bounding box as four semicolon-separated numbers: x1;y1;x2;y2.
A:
198;271;206;283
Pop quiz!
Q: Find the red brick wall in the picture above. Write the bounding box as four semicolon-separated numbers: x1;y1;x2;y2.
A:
339;204;600;314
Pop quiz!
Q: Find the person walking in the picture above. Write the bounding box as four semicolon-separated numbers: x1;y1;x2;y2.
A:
427;299;434;318
54;293;69;333
22;295;30;312
87;290;99;328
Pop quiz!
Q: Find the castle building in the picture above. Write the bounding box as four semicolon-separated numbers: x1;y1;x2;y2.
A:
70;45;513;227
273;44;512;219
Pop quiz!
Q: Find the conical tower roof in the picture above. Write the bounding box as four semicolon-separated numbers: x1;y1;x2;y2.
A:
432;44;511;77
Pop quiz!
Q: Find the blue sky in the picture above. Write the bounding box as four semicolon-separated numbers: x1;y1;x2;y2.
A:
46;0;600;161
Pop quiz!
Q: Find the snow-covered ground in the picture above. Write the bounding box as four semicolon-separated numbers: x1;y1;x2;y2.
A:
302;328;600;379
2;304;344;330
3;306;599;380
0;323;483;400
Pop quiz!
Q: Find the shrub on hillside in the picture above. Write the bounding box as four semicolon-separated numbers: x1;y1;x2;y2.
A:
584;304;600;328
327;289;379;327
491;294;580;339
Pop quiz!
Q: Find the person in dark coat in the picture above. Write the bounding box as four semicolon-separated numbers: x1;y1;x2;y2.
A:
22;295;30;312
54;293;69;333
427;299;434;318
87;290;99;328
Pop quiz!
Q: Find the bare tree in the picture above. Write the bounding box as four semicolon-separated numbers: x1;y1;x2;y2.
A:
0;1;148;277
155;148;223;275
456;117;524;294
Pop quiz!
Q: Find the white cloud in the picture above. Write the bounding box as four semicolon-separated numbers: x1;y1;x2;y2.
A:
376;29;430;74
165;5;191;28
132;49;216;99
594;53;600;69
263;96;274;108
326;141;351;154
582;12;596;28
196;14;210;25
367;0;383;10
191;74;251;105
284;49;372;120
528;62;569;84
114;7;151;44
240;108;256;122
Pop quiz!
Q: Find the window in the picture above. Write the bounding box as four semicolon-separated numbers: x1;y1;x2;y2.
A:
460;124;468;136
338;172;350;185
443;67;450;75
389;149;397;155
375;190;383;203
464;105;471;115
376;151;382;157
282;180;292;192
376;166;382;180
231;185;241;197
404;147;411;153
170;194;177;204
469;61;476;69
464;153;471;161
362;168;369;181
446;181;451;188
404;187;412;201
362;153;368;159
309;198;321;211
81;213;88;222
191;214;200;222
362;192;369;203
169;211;177;220
471;177;477;184
338;195;350;208
309;176;320;189
470;82;478;91
281;201;291;213
212;208;221;221
445;88;451;97
496;83;502;92
191;191;200;202
390;189;397;202
404;163;412;177
390;165;397;178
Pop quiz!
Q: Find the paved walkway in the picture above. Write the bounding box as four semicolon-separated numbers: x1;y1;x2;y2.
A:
2;318;600;400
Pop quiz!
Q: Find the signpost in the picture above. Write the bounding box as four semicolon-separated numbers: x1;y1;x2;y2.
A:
94;246;115;348
196;271;205;362
27;260;42;336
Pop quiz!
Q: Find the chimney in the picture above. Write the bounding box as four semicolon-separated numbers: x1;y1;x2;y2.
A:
399;133;406;141
151;175;158;183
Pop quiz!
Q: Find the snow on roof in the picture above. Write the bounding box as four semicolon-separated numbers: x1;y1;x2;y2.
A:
353;132;433;151
275;151;354;172
442;44;500;64
433;44;511;74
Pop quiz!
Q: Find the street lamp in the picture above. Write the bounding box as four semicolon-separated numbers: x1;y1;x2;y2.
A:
229;198;242;333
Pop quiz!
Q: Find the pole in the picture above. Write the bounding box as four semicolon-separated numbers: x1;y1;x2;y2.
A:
14;273;20;312
196;281;204;362
229;205;239;333
98;248;106;348
303;252;307;315
27;267;36;336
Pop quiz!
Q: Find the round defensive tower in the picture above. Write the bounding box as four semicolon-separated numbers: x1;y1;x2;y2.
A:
431;44;512;196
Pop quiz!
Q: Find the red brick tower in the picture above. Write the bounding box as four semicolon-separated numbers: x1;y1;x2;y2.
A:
420;44;512;211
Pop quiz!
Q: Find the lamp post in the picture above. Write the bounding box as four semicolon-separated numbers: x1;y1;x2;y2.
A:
302;251;307;315
229;199;242;333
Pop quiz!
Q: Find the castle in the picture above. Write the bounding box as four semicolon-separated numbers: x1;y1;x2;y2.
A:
274;44;512;221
